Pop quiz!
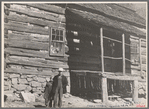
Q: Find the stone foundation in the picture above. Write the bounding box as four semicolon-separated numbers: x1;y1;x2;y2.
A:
138;81;146;98
4;72;70;96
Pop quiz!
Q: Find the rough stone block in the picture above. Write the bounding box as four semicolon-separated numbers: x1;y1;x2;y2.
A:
41;82;47;88
4;93;13;101
35;95;45;102
37;77;46;83
4;80;11;86
4;73;10;78
27;77;33;82
33;93;39;98
4;90;13;94
33;76;38;81
45;77;50;82
15;90;22;94
10;74;20;78
20;92;35;103
19;78;28;84
11;87;17;92
11;78;18;85
139;89;145;95
12;84;28;91
31;81;41;87
37;86;42;90
4;86;9;91
32;87;37;91
4;76;8;80
33;91;41;95
25;86;32;92
21;75;27;79
27;75;35;78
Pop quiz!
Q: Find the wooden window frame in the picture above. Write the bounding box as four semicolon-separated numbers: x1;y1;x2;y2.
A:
49;27;65;57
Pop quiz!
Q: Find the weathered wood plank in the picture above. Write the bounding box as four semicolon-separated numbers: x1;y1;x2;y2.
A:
9;4;65;22
5;22;49;35
101;77;108;103
68;44;100;54
141;47;146;55
139;39;142;72
5;12;65;27
68;56;101;65
67;50;100;58
142;56;146;64
130;65;140;70
67;23;93;33
105;75;139;80
5;38;49;50
132;80;138;102
122;34;125;75
6;57;69;69
6;32;49;42
19;3;65;15
67;28;98;38
142;64;146;71
69;62;101;71
5;68;59;76
5;48;68;61
8;55;67;65
100;28;104;73
141;41;146;47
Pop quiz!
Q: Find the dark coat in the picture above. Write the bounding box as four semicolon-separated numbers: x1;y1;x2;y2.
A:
52;74;68;94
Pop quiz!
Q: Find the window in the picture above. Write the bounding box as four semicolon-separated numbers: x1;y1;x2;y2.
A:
130;38;139;64
49;27;65;56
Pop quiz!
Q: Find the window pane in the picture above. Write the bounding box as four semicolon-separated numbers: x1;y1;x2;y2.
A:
56;36;59;40
60;30;63;35
56;30;59;36
60;36;63;41
50;42;63;55
52;29;56;34
52;35;56;40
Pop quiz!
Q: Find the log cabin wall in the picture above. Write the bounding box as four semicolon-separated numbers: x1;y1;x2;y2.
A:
66;9;102;71
4;3;70;94
129;36;146;77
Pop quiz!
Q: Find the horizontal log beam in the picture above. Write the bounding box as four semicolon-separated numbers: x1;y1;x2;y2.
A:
5;22;49;35
9;4;65;22
68;56;101;65
141;42;146;47
142;56;146;64
5;68;58;76
67;51;100;58
66;23;93;33
6;57;69;69
5;32;49;42
106;75;139;80
8;55;67;65
20;3;65;15
70;70;139;80
69;62;101;71
67;43;100;53
5;47;68;61
67;27;98;38
5;12;65;27
5;38;48;50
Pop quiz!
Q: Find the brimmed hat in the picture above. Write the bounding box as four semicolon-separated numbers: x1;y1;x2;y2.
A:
58;68;64;72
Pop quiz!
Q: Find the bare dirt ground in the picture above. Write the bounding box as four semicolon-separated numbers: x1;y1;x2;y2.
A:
4;93;147;108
